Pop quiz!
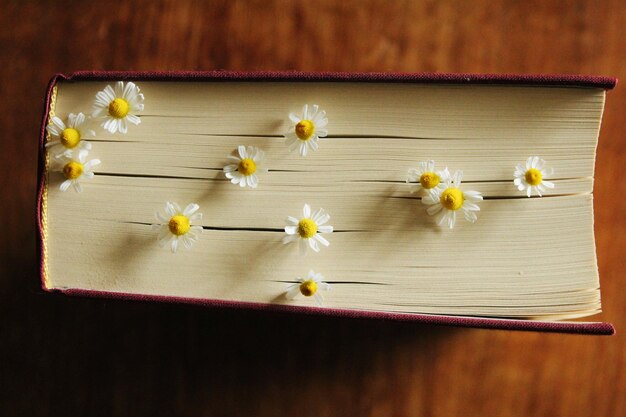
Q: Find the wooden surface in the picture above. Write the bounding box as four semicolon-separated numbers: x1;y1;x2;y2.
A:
1;0;624;415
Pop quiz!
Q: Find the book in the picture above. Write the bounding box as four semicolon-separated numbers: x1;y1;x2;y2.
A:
37;71;616;334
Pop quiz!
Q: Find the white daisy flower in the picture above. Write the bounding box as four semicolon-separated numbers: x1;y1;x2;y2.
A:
285;104;328;157
286;270;331;307
45;112;94;158
92;81;144;134
282;204;333;255
152;202;203;253
422;169;482;229
223;145;267;188
514;156;555;197
406;160;450;195
58;150;100;193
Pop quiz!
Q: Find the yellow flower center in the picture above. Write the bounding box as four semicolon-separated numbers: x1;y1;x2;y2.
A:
299;279;318;297
108;98;130;119
63;161;83;180
297;218;318;238
60;128;81;149
419;172;440;189
440;188;464;211
238;158;257;176
295;120;315;141
168;215;190;236
525;168;543;186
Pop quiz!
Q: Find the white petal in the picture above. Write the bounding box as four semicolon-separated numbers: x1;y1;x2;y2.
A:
126;114;141;125
157;226;170;242
286;284;301;299
238;145;247;159
314;293;324;307
436;211;448;226
102;118;116;133
448;211;456;229
249;175;259;188
427;203;443;216
315;213;330;225
165;202;177;216
452;170;463;187
299;239;308;255
75;112;86;127
59;180;72;192
118;118;128;134
123;81;136;99
282;234;298;244
314;234;330;247
183;203;199;216
83;159;101;171
182;235;193;249
252;148;264;162
303;204;311;218
464;209;478;223
463;201;480;211
531;156;540;169
286;216;299;225
289;113;300;124
317;225;333;233
542;180;555;189
308;238;320;252
52;116;66;131
114;81;124;97
171;238;179;253
310;104;319;118
285;225;298;235
77;150;88;163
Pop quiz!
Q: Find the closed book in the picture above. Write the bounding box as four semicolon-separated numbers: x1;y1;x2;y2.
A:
37;71;616;335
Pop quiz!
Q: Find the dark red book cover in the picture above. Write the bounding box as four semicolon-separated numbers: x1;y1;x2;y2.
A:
37;71;617;335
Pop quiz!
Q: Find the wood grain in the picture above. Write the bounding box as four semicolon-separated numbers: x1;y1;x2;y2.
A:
0;0;624;416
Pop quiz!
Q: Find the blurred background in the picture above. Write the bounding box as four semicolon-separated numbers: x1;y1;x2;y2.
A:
1;1;624;416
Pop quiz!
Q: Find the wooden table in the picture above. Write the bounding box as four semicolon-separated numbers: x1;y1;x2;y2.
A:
1;1;624;415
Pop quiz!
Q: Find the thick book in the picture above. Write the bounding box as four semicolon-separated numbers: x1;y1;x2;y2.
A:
37;71;617;334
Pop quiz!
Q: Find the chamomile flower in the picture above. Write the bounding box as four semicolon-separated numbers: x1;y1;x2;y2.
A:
285;104;328;157
223;145;267;188
58;150;100;193
422;170;482;229
514;156;555;197
406;160;449;195
286;270;331;306
153;202;203;253
45;112;94;158
92;81;144;134
282;204;333;255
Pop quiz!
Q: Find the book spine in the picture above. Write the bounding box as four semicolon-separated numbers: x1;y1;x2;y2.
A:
58;70;617;89
58;288;616;336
